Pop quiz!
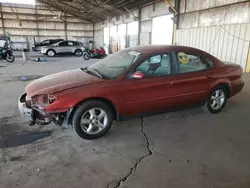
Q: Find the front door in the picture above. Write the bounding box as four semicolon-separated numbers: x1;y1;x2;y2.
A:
57;41;69;53
120;53;177;116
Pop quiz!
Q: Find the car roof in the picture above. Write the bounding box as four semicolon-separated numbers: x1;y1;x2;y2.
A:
124;45;222;67
64;40;80;42
125;45;208;55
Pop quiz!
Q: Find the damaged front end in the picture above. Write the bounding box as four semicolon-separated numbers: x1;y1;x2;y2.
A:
18;93;71;127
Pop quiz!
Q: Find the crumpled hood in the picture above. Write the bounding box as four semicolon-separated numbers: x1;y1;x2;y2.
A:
26;69;103;96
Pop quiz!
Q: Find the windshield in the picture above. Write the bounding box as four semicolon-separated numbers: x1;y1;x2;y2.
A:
86;50;140;80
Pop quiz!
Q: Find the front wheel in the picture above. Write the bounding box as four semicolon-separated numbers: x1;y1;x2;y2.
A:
204;86;227;113
101;54;107;59
72;100;114;140
83;53;91;60
47;50;55;57
75;49;83;57
6;54;15;62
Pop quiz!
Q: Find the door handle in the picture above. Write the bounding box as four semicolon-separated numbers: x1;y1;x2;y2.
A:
207;76;213;79
165;82;174;86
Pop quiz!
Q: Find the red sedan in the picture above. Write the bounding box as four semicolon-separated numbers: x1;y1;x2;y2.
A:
18;45;244;139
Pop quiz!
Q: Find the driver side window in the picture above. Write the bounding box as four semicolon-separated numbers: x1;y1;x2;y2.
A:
135;53;171;77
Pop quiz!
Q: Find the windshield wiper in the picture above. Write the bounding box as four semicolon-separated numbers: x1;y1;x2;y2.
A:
91;68;105;79
82;67;104;79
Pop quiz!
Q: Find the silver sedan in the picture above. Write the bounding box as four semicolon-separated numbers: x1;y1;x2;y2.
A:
41;41;85;57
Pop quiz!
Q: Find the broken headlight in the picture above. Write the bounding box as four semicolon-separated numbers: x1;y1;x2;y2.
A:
31;94;56;109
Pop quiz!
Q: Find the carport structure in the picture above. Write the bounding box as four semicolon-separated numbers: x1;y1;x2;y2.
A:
1;1;250;188
38;0;156;23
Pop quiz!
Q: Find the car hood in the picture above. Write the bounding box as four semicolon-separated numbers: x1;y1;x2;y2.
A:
26;69;103;96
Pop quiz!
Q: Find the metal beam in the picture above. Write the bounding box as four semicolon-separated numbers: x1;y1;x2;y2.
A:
38;0;93;23
179;0;249;15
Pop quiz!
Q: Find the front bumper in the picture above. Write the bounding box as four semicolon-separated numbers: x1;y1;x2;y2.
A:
18;93;33;121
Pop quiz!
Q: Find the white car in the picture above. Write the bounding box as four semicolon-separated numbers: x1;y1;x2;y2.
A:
41;40;85;57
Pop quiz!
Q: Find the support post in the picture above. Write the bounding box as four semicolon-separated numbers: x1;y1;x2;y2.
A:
35;5;39;42
174;0;181;29
245;43;250;73
138;7;142;45
93;23;95;48
0;3;5;35
64;13;68;40
172;0;180;44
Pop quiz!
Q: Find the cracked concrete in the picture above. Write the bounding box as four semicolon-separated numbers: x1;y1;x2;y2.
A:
1;57;250;188
108;118;153;188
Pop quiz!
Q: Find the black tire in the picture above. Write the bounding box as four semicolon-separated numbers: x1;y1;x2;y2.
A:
47;49;56;57
72;100;114;140
75;49;83;57
6;54;15;62
204;85;228;113
101;54;107;59
83;53;90;60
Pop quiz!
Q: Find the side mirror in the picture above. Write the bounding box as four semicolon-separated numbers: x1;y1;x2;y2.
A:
132;71;144;79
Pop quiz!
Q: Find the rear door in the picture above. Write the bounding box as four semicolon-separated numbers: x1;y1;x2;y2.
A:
57;41;69;53
66;41;75;53
73;41;82;52
171;51;215;107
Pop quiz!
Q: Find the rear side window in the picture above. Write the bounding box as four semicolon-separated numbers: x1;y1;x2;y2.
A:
68;42;74;46
175;52;213;74
74;42;82;46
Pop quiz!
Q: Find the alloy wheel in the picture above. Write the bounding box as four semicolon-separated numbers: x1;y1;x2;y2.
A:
48;50;55;57
210;89;225;110
80;108;108;135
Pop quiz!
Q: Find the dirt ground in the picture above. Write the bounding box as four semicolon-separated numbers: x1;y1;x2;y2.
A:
0;57;250;188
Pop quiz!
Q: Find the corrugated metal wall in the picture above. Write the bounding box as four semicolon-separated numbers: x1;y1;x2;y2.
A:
0;3;93;50
176;23;250;70
177;0;250;71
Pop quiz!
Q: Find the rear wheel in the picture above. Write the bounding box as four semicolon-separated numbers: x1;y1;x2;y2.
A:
6;54;15;62
72;100;114;140
75;49;83;57
204;86;227;113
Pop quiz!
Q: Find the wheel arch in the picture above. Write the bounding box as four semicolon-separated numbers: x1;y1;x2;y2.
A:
67;97;119;125
74;48;82;53
213;82;231;98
